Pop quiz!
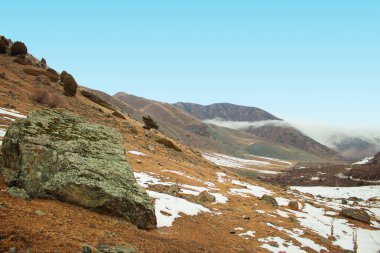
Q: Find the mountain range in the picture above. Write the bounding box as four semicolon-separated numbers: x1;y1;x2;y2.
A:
89;92;342;163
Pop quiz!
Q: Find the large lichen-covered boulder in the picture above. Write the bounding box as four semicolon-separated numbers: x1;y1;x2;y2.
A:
1;110;156;229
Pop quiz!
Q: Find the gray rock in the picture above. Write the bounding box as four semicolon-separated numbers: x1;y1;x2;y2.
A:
340;208;370;224
288;201;299;211
198;191;215;203
8;247;17;253
1;110;156;229
82;245;92;253
7;187;29;200
95;245;136;253
261;194;278;207
35;210;45;216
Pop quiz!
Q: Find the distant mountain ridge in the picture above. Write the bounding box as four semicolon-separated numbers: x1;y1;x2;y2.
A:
174;102;281;122
173;101;340;161
108;93;342;162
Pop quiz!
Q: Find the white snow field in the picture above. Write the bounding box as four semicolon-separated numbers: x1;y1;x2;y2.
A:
202;152;288;174
133;156;380;251
290;185;380;201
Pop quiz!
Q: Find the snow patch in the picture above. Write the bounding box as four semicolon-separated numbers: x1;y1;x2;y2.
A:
266;222;327;252
259;236;307;253
275;197;290;207
0;108;26;119
238;230;255;239
127;150;146;156
133;172;174;188
147;190;210;228
353;156;374;165
230;180;272;198
216;172;227;183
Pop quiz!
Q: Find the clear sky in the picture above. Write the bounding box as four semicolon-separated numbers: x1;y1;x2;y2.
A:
2;0;379;127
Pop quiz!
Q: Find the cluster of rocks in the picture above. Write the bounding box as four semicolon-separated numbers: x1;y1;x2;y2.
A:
0;35;78;97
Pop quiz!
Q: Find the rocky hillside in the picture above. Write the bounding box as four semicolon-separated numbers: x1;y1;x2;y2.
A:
174;102;281;121
2;35;379;252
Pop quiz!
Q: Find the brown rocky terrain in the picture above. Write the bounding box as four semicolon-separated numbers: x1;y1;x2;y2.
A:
1;36;380;253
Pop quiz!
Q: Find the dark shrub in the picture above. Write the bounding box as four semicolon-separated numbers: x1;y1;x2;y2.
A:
63;74;78;96
32;89;63;108
143;115;159;130
1;36;9;46
0;40;7;54
60;70;69;82
11;41;27;56
40;58;47;68
156;137;181;152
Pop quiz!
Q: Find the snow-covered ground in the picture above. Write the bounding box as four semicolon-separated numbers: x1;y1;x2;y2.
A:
230;180;273;198
132;155;380;251
202;152;286;174
353;156;374;165
290;185;380;200
147;190;210;227
133;170;229;226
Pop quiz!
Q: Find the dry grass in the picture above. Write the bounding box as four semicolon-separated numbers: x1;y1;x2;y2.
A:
31;89;63;108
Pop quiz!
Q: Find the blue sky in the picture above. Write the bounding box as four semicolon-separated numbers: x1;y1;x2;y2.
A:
2;0;379;126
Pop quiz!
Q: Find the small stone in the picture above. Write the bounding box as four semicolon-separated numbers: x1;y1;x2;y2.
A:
198;191;215;203
243;215;250;220
229;230;236;234
8;247;17;253
82;245;92;253
340;208;370;224
288;201;300;211
261;194;278;207
34;210;45;216
135;159;142;164
148;145;155;151
7;187;29;200
341;199;348;205
96;244;135;253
